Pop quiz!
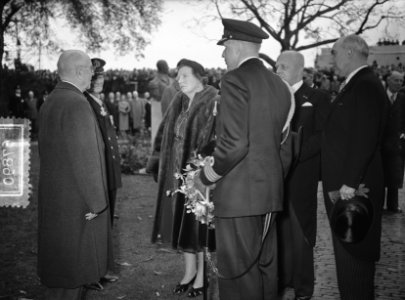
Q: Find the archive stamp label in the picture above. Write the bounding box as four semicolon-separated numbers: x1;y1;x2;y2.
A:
0;118;31;208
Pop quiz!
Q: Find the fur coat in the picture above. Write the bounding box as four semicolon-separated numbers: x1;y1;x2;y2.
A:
147;85;219;246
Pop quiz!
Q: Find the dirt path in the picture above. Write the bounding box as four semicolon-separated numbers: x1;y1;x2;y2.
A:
0;144;214;300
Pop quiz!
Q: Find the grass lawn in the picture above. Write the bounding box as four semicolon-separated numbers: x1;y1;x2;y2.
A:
0;143;218;300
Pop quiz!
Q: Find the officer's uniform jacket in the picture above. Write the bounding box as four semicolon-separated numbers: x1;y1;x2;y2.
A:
85;92;122;191
201;58;292;217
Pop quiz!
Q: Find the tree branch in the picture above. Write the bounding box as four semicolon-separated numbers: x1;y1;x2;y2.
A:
295;37;338;51
239;0;282;44
291;0;349;36
213;0;223;19
2;0;24;31
354;0;389;35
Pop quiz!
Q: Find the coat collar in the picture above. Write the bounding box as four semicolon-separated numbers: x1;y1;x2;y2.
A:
333;67;372;102
57;81;84;95
238;57;262;68
340;67;371;93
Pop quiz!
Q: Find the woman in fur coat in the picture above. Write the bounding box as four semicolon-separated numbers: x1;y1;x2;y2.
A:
146;59;219;297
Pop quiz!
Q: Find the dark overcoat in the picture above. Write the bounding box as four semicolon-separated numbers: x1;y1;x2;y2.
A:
105;100;119;129
286;83;330;246
37;81;110;288
382;90;405;188
321;67;389;261
209;58;291;217
147;85;219;245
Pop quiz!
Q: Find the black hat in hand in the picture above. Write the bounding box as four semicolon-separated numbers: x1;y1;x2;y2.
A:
330;195;373;244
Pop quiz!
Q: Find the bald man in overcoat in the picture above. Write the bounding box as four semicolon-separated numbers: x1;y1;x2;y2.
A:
38;50;110;300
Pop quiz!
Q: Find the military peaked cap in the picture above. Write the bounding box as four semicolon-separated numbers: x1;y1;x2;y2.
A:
91;58;106;76
217;18;269;45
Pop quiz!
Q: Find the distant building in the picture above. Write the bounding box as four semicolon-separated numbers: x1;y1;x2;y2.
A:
315;44;405;70
368;45;405;67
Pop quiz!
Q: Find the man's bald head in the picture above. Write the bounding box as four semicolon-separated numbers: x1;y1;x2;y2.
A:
57;50;93;91
276;50;305;86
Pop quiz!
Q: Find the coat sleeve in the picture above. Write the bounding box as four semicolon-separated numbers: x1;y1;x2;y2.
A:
63;99;108;214
343;80;384;188
202;73;249;183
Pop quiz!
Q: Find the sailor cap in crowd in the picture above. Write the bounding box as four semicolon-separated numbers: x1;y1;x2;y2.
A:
217;18;269;45
91;58;106;76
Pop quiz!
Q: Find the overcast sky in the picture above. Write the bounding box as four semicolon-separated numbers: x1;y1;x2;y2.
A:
13;0;405;71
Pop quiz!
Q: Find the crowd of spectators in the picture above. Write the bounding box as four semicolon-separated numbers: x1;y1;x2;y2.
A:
3;59;404;137
2;65;224;139
377;39;405;46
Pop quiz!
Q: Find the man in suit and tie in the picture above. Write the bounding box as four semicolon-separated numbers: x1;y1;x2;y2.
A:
382;70;405;213
276;51;330;300
38;50;110;300
84;58;122;288
322;35;388;299
196;18;293;300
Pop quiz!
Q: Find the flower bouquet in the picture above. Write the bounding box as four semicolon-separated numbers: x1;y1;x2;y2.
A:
170;154;215;228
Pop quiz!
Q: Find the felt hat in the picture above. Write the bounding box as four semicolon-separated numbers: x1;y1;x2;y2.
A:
330;195;373;244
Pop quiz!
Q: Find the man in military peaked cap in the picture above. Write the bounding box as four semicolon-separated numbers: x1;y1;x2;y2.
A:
217;18;269;45
84;57;122;290
91;58;106;74
196;18;294;300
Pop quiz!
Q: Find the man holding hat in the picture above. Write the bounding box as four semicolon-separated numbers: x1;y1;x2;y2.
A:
84;58;121;288
322;35;388;299
197;18;293;299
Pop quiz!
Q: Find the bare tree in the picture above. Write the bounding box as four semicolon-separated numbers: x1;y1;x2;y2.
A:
207;0;404;66
0;0;162;110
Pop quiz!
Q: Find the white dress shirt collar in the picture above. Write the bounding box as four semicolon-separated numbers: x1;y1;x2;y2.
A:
291;80;303;93
387;89;397;103
343;65;368;87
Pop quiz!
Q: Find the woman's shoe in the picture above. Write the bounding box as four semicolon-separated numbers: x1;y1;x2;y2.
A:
173;275;196;295
187;286;204;298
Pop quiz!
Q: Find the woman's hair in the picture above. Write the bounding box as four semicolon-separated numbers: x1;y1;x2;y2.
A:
177;59;208;85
